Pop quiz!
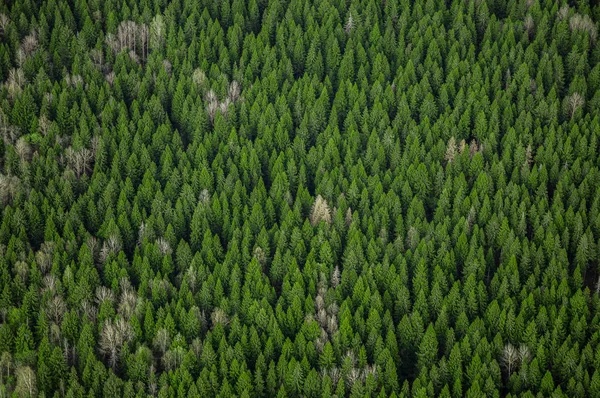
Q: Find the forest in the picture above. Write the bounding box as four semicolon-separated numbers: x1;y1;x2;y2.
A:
1;0;600;396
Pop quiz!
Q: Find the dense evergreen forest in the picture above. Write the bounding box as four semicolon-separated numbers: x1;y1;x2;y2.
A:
1;0;600;396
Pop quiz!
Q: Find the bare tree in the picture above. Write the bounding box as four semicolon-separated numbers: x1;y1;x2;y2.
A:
156;237;172;256
444;136;457;163
90;48;105;72
570;13;597;43
6;68;25;99
227;80;241;102
345;12;356;34
81;300;97;322
14;138;32;163
557;5;569;21
205;89;219;124
42;275;58;295
47;295;67;324
100;234;122;263
567;92;585;118
118;288;138;319
66;147;94;178
0;14;9;36
331;266;341;287
468;139;479;158
163;346;185;371
96;286;115;305
14;261;28;283
153;328;170;355
525;144;533;166
105;33;120;54
219;97;231;118
21;31;38;57
192;68;206;88
100;318;133;370
206;99;219;124
138;24;149;60
211;308;229;328
310;195;332;226
0;174;21;205
501;343;519;376
105;72;116;88
15;366;37;397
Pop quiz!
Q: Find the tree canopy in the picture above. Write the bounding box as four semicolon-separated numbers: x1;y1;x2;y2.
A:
1;0;600;397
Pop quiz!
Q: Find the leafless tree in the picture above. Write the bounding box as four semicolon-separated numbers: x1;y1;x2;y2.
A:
567;92;585;118
331;266;341;287
15;366;37;397
444;136;457;163
163;346;185;371
468;139;479;158
96;286;115;305
137;222;147;246
192;68;206;88
570;13;597;43
65;74;83;87
327;314;338;334
211;308;229;327
105;33;120;54
557;5;569;21
38;114;51;136
118;289;138;319
100;318;133;370
525;144;533;166
345;13;356;34
35;250;52;274
0;14;9;36
227;80;241;102
153;327;170;355
6;68;25;99
253;246;266;265
90;48;105;72
346;367;361;387
186;266;197;293
0;174;21;205
138;24;149;60
501;343;519;376
47;295;67;324
206;100;219;124
406;225;419;250
156;237;172;256
14;138;32;163
81;300;97;322
66;147;94;178
310;195;332;226
100;234;121;263
105;71;115;87
128;50;140;64
16;48;26;68
219;97;231;118
14;261;28;283
42;275;57;295
22;31;38;57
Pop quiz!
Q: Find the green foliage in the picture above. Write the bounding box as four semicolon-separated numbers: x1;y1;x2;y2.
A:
0;0;600;396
